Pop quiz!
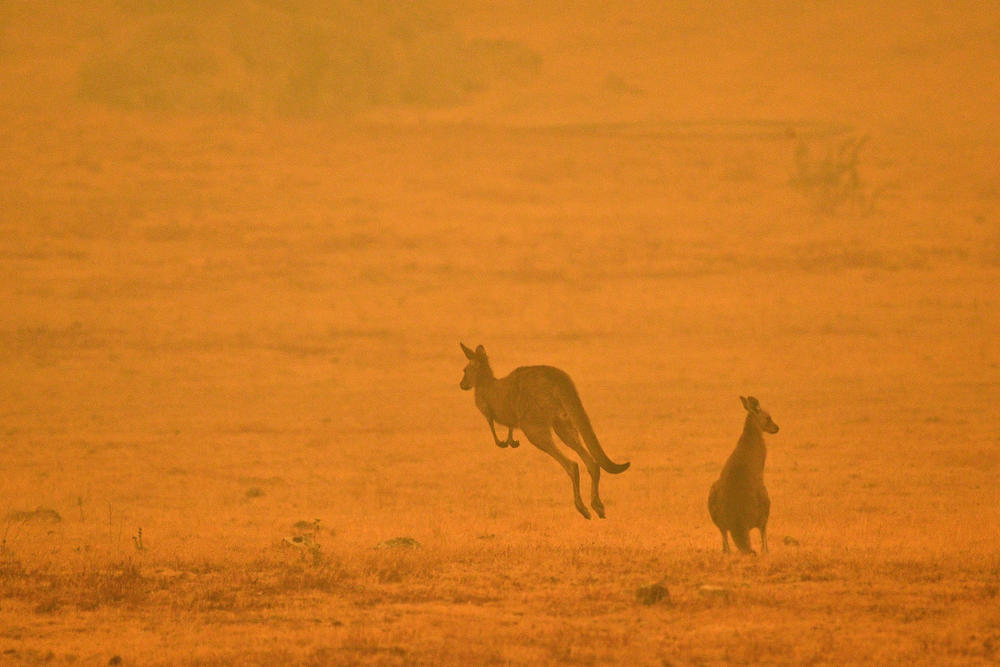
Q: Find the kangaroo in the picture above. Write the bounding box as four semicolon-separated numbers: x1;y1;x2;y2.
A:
708;396;779;554
459;343;630;519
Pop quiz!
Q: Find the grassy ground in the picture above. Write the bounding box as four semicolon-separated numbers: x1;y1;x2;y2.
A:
2;1;999;664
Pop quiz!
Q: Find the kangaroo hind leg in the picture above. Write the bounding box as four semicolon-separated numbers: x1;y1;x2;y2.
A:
521;421;590;520
553;418;604;518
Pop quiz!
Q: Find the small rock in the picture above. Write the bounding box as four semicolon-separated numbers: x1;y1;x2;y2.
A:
152;568;185;580
281;534;318;552
376;537;420;550
635;583;671;606
783;536;800;546
698;585;731;601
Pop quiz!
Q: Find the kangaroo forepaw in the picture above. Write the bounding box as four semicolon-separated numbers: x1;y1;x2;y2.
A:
509;439;520;448
592;501;606;519
575;502;591;520
495;440;508;448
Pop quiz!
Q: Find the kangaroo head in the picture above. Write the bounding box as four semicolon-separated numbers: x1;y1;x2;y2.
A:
740;395;779;434
459;342;488;390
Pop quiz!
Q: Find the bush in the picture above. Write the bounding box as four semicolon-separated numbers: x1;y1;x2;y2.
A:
77;1;539;115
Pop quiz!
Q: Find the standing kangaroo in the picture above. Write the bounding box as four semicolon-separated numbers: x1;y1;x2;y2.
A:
459;343;630;519
708;396;779;554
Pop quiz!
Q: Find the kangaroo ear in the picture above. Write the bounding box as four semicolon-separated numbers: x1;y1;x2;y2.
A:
740;396;750;410
746;396;760;412
475;344;486;357
460;342;475;359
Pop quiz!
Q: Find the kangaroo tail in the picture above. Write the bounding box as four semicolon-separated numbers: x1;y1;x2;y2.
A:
556;377;630;474
730;526;755;555
707;482;722;527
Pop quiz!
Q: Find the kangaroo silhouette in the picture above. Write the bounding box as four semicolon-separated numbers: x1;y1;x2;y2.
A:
708;395;779;554
459;343;630;519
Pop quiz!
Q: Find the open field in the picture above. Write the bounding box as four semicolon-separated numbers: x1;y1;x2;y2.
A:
2;1;999;664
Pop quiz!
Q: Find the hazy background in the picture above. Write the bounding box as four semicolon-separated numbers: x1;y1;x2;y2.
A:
1;1;998;663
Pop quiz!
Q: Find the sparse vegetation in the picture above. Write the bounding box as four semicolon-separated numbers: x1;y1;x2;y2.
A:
0;545;995;662
0;559;149;612
3;508;62;556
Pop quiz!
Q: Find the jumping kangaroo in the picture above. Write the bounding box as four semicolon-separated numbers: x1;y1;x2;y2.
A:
708;396;779;554
459;343;630;519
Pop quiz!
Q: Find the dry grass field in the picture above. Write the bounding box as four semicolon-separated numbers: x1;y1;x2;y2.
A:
2;1;999;664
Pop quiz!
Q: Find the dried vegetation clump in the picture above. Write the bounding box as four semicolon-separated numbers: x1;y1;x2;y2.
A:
791;133;891;215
